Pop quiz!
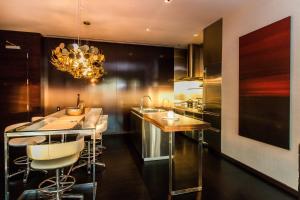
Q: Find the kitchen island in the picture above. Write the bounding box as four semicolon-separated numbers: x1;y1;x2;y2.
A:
130;107;170;161
144;111;210;196
131;108;210;197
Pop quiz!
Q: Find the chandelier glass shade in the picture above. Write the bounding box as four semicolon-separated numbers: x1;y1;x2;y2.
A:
51;42;105;80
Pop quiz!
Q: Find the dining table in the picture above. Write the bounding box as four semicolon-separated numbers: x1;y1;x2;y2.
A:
4;107;102;200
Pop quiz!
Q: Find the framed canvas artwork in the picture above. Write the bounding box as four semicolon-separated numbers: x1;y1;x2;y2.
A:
239;17;291;149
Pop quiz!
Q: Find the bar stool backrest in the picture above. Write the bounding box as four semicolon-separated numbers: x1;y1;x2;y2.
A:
96;121;108;134
5;122;29;132
27;136;84;161
83;108;103;129
31;116;44;122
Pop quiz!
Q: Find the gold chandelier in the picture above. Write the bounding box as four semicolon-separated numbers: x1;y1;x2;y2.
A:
51;43;105;79
50;0;105;80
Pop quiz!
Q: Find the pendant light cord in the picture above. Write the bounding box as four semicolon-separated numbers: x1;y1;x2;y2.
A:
77;0;80;45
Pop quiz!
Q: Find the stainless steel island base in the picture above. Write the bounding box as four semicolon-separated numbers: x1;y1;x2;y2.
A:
131;108;173;162
141;111;209;198
168;132;202;197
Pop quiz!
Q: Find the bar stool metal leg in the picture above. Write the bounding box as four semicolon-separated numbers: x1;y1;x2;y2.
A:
9;156;47;183
4;134;9;200
23;157;30;183
98;140;106;150
72;140;105;174
56;169;60;200
169;133;173;195
8;169;26;178
38;168;76;199
87;141;91;174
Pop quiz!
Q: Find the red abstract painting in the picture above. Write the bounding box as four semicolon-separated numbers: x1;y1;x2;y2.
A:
239;17;290;149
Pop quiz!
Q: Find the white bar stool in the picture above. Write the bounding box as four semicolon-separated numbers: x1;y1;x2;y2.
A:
72;115;108;173
5;122;47;183
27;136;85;200
97;115;108;150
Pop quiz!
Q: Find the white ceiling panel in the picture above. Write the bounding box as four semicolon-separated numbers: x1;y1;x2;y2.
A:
0;0;255;47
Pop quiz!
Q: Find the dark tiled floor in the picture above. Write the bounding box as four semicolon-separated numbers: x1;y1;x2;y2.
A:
100;134;296;200
5;134;298;200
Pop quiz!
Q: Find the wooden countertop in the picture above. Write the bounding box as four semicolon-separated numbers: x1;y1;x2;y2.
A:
173;106;203;115
143;112;210;133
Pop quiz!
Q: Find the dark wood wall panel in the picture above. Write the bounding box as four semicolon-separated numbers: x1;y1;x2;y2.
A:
0;30;42;132
239;17;291;149
0;31;42;195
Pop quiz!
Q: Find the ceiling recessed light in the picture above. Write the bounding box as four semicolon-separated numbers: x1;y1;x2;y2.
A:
146;28;151;32
193;33;199;37
164;0;173;3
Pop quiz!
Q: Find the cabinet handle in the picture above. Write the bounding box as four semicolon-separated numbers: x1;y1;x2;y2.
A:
203;111;221;117
206;127;221;133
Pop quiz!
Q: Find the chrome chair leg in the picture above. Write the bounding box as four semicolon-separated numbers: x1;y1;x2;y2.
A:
72;162;88;172
23;157;30;183
9;168;47;181
72;140;106;174
98;139;106;150
61;168;65;177
38;169;76;199
14;155;28;165
94;162;106;168
9;156;47;183
61;194;84;199
9;169;25;178
87;141;91;174
56;169;60;200
60;135;66;177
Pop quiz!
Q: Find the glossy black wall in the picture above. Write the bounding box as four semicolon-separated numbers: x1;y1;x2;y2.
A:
43;38;174;133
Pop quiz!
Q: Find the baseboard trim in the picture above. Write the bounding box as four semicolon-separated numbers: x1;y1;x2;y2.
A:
221;153;298;197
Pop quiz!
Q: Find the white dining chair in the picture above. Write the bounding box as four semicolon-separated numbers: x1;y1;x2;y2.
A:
72;115;108;173
31;116;44;122
5;122;47;183
27;136;85;199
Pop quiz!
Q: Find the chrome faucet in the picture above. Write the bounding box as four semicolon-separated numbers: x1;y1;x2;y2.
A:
140;95;152;111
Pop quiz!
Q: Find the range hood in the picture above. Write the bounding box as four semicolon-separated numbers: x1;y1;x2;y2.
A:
176;44;203;81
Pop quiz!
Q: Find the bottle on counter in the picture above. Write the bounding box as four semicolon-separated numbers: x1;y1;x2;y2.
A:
76;93;80;107
187;99;193;108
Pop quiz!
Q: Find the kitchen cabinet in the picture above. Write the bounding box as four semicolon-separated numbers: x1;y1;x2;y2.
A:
157;48;174;84
203;19;222;153
203;19;223;66
174;48;187;80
